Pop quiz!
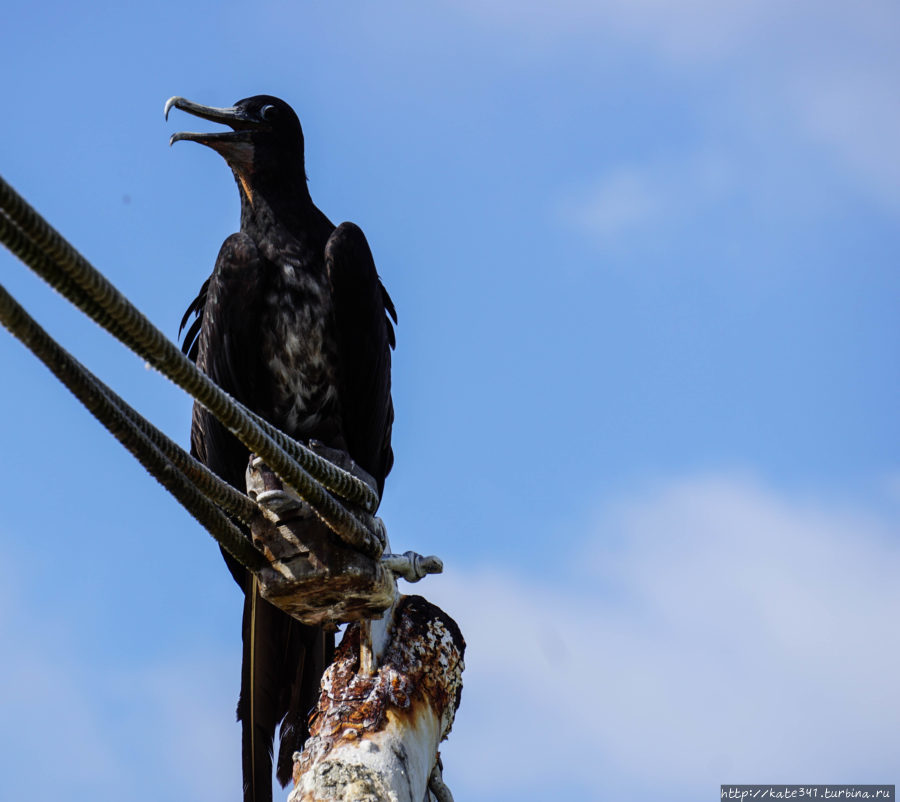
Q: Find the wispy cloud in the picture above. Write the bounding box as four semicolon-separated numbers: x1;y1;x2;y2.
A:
459;0;900;211
454;0;777;57
559;153;733;244
791;68;900;210
427;474;900;800
5;473;896;802
562;167;662;240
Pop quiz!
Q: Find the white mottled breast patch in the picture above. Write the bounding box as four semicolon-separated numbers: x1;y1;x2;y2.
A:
262;255;341;438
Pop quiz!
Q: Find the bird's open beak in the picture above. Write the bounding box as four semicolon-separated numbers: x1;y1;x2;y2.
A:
165;96;264;147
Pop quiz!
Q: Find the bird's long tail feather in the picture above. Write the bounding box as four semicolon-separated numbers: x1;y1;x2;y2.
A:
238;577;331;802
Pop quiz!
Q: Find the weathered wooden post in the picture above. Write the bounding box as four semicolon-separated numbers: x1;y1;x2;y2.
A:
245;449;464;802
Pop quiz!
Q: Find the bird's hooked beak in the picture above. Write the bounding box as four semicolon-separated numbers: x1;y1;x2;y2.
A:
165;96;267;148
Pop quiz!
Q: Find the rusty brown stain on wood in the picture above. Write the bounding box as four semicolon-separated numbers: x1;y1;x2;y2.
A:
294;594;465;782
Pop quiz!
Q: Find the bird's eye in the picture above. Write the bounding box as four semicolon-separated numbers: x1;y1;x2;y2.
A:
260;104;278;121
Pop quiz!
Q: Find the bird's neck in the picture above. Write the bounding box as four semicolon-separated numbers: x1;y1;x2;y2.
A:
237;172;314;237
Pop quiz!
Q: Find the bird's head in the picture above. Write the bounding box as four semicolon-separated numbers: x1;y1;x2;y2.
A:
165;94;307;205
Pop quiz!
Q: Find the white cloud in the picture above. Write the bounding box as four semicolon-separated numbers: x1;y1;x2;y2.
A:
454;0;777;58
425;474;900;800
5;475;896;801
459;0;900;211
563;167;661;240
791;68;900;210
560;153;733;243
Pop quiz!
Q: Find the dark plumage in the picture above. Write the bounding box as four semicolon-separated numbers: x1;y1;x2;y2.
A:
167;95;396;802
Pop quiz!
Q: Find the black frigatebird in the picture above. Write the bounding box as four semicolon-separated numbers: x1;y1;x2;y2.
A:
166;94;396;802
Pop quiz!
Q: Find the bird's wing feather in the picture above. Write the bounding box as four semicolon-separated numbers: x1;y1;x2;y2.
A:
179;276;209;343
181;232;332;802
184;233;266;489
325;222;396;497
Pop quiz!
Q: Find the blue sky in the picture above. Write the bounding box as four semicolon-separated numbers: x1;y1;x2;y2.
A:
1;2;898;800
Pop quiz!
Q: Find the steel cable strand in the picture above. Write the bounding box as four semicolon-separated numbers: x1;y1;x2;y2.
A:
0;193;381;556
0;280;267;571
0;211;263;524
0;211;146;358
113;399;260;526
92;377;260;526
137;343;381;556
0;175;380;518
0;173;377;513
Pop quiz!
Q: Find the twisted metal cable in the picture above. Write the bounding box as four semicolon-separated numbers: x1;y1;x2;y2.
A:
0;173;378;515
0;279;267;571
113;397;260;526
1;211;259;524
0;211;144;357
0;175;382;556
